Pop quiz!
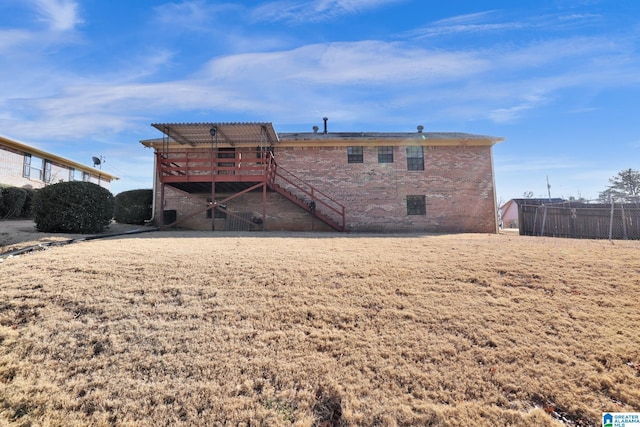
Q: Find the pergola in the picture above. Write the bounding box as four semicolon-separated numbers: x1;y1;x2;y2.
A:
152;123;280;230
151;122;278;147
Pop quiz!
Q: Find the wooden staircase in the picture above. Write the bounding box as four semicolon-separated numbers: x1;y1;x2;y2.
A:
266;155;345;232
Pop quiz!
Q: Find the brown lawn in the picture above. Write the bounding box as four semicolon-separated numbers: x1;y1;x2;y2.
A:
0;226;639;426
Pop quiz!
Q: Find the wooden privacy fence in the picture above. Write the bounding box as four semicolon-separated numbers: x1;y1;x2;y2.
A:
519;201;640;240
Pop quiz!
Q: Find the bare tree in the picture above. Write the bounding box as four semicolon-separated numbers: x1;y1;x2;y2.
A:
599;168;640;202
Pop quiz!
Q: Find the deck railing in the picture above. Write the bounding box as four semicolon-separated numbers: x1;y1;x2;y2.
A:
157;149;270;182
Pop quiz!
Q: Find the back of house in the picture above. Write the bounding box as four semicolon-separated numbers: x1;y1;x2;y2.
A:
141;122;503;233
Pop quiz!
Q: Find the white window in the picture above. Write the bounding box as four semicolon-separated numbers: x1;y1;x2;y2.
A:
23;154;44;180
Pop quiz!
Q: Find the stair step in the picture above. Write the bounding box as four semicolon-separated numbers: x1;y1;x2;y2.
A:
269;173;344;232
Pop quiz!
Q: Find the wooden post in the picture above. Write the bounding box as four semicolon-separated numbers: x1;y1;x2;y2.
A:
540;205;547;236
211;150;216;231
608;200;615;240
160;182;165;228
621;203;628;240
262;181;267;231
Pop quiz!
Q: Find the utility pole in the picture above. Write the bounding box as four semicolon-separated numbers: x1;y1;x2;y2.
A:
546;176;551;201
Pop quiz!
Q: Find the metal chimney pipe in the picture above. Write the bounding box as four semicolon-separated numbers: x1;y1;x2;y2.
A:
323;117;328;134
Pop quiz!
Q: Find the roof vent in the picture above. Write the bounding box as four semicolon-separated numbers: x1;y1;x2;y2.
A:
313;126;319;133
417;125;424;133
323;117;328;134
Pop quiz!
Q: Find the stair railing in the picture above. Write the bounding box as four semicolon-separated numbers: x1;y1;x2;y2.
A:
266;153;345;230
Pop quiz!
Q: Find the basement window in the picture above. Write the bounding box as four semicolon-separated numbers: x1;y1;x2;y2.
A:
406;146;424;171
378;146;393;163
206;198;227;219
347;146;363;163
406;195;426;215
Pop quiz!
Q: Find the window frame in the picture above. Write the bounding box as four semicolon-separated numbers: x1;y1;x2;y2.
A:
406;195;426;216
347;146;364;163
378;146;394;163
23;154;31;178
406;146;425;171
44;160;52;183
23;154;44;180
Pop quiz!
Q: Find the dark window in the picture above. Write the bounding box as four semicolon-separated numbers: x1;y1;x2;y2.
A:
218;147;235;175
256;146;274;164
378;146;393;163
406;146;424;171
347;146;363;163
407;195;426;215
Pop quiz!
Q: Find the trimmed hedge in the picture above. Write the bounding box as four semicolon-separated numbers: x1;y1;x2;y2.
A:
20;188;35;218
0;187;28;219
32;181;114;233
114;189;153;225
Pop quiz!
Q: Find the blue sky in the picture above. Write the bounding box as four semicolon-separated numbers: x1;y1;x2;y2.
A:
1;0;639;203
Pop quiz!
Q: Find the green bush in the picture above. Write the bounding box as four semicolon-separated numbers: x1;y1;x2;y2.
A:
20;188;35;218
0;187;28;219
32;181;114;233
114;189;153;225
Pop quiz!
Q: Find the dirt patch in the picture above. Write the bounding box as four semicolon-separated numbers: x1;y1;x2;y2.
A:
0;219;148;254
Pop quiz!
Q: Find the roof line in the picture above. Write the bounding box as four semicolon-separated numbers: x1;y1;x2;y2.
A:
0;135;118;180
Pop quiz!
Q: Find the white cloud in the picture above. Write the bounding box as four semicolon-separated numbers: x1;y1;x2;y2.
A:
0;29;34;52
489;93;550;123
31;0;82;31
403;10;603;40
152;1;243;31
1;22;638;140
495;157;584;173
251;0;404;23
201;41;489;86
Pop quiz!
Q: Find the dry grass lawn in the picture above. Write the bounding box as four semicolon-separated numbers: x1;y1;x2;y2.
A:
1;227;639;426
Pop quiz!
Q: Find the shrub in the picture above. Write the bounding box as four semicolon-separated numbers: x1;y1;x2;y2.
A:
20;188;35;218
114;189;153;225
0;187;28;219
32;181;114;233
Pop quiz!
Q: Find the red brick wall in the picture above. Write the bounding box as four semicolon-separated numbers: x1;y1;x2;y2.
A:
159;186;333;232
275;145;497;233
153;144;497;233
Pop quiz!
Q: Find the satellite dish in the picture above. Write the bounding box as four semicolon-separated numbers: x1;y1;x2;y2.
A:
92;156;101;167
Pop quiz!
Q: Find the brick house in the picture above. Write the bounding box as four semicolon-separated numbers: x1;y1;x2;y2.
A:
0;135;117;189
141;122;503;233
